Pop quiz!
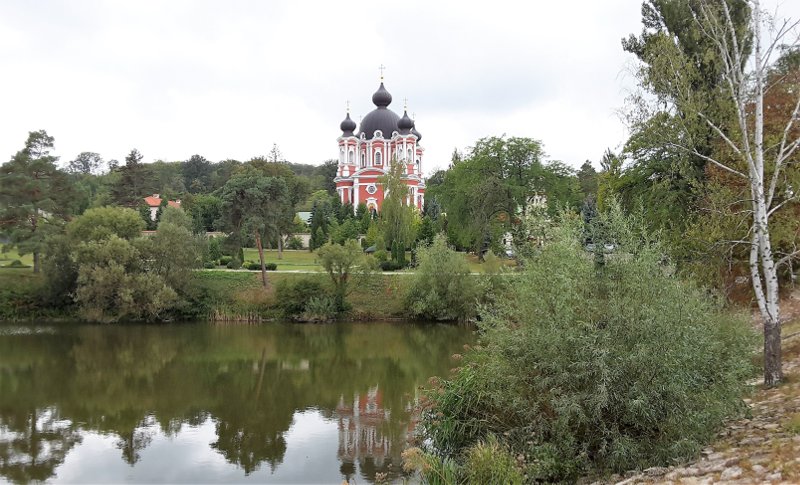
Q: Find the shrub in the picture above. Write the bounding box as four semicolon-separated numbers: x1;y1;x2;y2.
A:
207;236;222;262
463;436;524;485
203;261;216;269
405;234;477;321
4;259;29;268
226;257;242;269
374;249;389;262
42;234;77;307
275;277;326;317
73;236;177;323
0;275;48;319
379;260;403;271
301;295;338;322
317;239;365;310
402;447;460;485
286;236;304;250
245;261;276;271
421;210;755;482
220;255;232;266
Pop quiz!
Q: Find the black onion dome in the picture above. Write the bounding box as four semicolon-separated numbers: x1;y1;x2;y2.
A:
398;110;414;134
359;109;400;139
411;125;422;142
371;82;392;107
340;113;356;136
358;83;400;140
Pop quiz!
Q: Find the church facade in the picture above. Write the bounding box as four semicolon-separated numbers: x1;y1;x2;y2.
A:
334;81;425;213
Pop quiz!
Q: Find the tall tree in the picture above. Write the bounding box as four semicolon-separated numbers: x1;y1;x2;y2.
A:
183;154;212;194
662;0;799;386
268;144;285;164
218;169;288;287
315;159;338;195
0;130;73;272
576;160;599;199
620;0;751;234
431;136;545;258
241;158;310;259
67;151;104;175
112;149;152;206
379;161;417;262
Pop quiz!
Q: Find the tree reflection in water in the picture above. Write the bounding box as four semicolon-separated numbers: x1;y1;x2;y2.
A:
0;322;473;483
0;407;82;484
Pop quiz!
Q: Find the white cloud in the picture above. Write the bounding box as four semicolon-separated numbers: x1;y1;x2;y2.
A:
0;0;798;175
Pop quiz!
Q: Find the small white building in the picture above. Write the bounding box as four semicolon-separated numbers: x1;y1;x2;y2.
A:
143;194;181;221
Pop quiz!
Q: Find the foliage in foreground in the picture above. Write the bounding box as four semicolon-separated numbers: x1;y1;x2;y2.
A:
412;209;755;483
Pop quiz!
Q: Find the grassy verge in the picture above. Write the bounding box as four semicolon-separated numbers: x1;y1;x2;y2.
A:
192;270;413;321
241;249;323;271
228;248;515;273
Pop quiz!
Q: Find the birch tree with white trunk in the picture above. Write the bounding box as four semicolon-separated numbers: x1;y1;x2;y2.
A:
692;0;800;386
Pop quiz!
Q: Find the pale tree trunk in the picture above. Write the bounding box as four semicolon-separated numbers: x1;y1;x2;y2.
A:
751;2;782;386
753;185;782;385
254;230;268;288
31;210;40;274
693;0;800;386
277;234;283;260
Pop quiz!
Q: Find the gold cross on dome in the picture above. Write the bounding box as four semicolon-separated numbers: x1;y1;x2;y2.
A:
346;100;350;113
404;97;408;110
379;64;386;81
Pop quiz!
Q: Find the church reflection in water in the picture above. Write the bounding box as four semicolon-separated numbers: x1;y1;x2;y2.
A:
337;386;393;465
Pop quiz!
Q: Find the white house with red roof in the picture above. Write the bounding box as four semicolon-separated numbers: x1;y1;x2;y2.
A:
143;194;181;221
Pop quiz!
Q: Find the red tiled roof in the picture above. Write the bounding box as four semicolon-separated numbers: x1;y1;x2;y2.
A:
144;195;181;208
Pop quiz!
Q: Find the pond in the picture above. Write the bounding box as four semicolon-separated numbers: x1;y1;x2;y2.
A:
0;322;475;484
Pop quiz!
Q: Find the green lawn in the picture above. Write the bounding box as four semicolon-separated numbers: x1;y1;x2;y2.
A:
241;249;323;271
0;249;34;269
236;248;515;273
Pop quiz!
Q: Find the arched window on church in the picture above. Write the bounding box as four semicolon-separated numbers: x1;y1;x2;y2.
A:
348;150;354;164
407;148;412;160
339;148;344;164
361;151;366;168
375;150;382;165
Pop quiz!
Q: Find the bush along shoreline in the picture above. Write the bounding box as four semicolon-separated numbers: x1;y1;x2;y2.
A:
403;208;756;484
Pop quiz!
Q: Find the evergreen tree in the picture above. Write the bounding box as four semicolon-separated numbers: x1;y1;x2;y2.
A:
112;149;152;206
0;130;74;273
308;198;330;250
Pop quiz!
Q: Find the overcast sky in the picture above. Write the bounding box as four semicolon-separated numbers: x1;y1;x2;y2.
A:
1;1;798;175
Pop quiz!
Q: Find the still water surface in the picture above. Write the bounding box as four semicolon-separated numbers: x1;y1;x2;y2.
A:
0;322;474;484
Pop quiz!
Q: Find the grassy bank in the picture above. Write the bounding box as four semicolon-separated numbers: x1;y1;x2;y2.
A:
0;246;491;322
192;270;413;321
223;248;514;274
0;268;416;322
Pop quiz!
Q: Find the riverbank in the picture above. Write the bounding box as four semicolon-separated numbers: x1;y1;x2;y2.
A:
0;269;419;322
